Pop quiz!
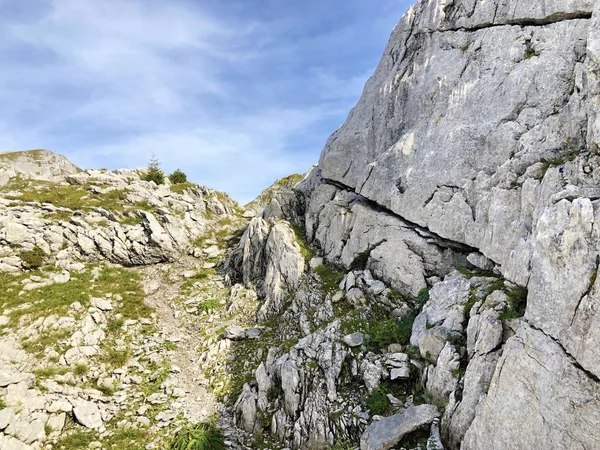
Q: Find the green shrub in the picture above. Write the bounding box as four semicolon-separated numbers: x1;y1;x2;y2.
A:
20;246;46;269
371;314;415;349
365;389;390;416
142;167;165;185
142;153;165;185
170;419;226;450
169;169;188;184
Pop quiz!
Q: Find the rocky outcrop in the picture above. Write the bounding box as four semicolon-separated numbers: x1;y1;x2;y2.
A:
305;182;470;297
0;167;237;269
463;324;600;449
226;212;305;320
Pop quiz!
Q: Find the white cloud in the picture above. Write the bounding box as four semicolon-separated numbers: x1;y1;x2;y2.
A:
0;0;399;203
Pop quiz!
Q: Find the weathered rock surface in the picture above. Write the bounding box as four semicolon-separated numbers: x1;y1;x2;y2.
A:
463;325;600;449
360;404;440;450
284;1;600;449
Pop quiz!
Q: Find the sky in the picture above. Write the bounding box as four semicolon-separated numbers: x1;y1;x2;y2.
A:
0;0;412;204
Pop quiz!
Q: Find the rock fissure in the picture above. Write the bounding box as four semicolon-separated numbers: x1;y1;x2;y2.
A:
415;12;593;37
570;254;600;326
322;177;483;256
528;322;600;384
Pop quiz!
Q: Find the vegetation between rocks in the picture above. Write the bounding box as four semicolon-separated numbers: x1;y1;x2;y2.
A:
170;421;226;450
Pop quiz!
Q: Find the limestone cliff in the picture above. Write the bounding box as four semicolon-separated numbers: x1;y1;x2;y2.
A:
226;1;600;449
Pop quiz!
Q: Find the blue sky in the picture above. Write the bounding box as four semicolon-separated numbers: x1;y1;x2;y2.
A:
0;0;412;204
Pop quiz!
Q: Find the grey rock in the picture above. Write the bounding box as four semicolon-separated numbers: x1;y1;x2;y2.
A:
0;406;16;429
368;280;387;295
72;399;103;429
390;367;410;380
0;149;80;182
342;332;364;347
202;245;221;259
234;383;259;434
427;418;444;450
360;404;440;450
0;435;33;450
464;325;600;449
361;360;383;394
425;342;460;402
466;253;494;272
90;297;113;312
345;287;365;306
0;370;34;388
47;413;66;434
223;325;247;341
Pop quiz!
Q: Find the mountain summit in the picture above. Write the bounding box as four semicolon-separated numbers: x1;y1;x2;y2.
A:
0;149;81;186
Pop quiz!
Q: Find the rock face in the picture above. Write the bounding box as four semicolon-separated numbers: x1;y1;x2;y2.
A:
280;0;600;449
317;0;595;286
223;1;600;449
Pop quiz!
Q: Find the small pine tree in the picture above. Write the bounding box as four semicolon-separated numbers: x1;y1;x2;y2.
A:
169;168;187;184
142;153;165;185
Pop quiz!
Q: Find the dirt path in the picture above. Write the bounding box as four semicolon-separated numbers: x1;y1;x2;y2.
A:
140;259;220;424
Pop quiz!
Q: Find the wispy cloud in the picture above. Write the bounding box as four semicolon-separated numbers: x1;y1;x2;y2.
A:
0;0;410;204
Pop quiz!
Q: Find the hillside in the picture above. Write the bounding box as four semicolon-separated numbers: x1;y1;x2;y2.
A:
2;1;600;450
0;150;81;186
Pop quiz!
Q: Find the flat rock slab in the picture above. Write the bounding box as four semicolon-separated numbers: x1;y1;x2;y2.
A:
0;370;33;388
360;404;440;450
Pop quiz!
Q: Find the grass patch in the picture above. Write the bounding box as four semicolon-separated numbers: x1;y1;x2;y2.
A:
170;181;196;194
1;264;151;364
53;429;98;449
1;179;156;218
314;264;345;295
22;328;71;357
43;210;73;221
73;363;89;376
99;347;130;369
290;224;317;261
499;285;528;321
53;425;148;450
365;389;390;416
197;298;221;313
339;289;429;351
170;418;226;450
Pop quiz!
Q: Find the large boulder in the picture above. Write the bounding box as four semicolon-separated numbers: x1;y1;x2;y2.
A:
360;404;440;450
